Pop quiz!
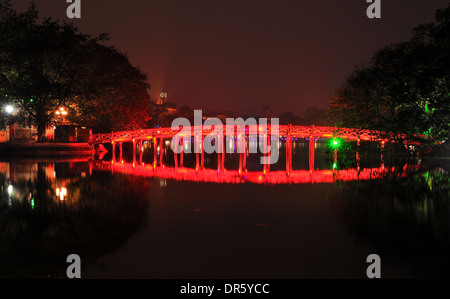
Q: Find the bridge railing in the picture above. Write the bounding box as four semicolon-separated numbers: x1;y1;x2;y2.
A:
92;124;424;145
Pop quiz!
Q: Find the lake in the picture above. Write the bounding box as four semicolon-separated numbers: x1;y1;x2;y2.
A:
0;141;448;279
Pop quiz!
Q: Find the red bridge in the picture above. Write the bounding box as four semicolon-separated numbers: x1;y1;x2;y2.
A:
92;124;422;174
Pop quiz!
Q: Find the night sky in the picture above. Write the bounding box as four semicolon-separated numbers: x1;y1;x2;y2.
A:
12;0;450;117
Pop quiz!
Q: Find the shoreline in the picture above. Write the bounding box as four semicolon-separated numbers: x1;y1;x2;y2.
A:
0;142;95;157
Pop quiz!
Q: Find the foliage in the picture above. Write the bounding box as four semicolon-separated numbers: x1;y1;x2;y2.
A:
328;4;450;144
0;0;151;139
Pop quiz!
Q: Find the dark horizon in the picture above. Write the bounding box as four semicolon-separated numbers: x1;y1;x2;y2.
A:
12;0;450;116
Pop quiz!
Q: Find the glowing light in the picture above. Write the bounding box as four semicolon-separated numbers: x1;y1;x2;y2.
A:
7;185;13;195
5;105;14;114
56;187;67;201
31;198;35;209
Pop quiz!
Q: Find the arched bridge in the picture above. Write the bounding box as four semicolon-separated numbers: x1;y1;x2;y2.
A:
91;124;425;174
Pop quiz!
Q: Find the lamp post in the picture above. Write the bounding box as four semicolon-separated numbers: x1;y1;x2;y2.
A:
55;107;68;142
55;107;68;125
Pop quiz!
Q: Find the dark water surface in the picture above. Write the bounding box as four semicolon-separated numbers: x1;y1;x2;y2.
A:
0;148;448;279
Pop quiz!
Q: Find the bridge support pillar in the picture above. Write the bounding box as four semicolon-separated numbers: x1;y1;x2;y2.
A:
309;136;315;173
139;141;143;165
174;139;178;169
159;138;164;167
153;138;158;168
286;136;292;175
112;141;116;162
180;139;184;168
201;136;205;169
357;138;361;171
221;135;225;171
132;139;136;164
243;139;247;171
119;142;123;162
195;135;200;171
263;134;271;174
238;135;246;174
217;134;225;172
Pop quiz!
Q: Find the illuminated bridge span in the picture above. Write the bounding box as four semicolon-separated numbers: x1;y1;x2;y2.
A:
93;160;416;185
92;124;420;173
93;125;406;145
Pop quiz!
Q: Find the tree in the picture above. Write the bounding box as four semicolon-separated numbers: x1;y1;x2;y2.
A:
328;3;450;144
0;0;151;140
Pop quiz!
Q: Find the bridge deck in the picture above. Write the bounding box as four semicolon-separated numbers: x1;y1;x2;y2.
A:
92;125;407;145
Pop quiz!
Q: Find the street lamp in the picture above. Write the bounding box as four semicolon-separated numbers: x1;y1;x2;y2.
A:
55;107;68;124
5;105;14;115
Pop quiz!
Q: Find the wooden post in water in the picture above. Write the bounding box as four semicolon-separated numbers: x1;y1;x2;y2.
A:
159;137;164;167
286;135;292;175
196;135;200;171
119;142;123;162
139;140;143;165
153;138;158;167
357;138;361;171
244;138;248;171
309;125;315;173
112;141;116;162
238;133;244;174
174;139;178;169
221;135;225;171
180;139;184;167
201;135;205;170
217;134;224;171
266;133;271;173
132;138;136;164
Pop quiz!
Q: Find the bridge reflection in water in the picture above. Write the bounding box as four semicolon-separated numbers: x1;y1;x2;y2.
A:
93;123;428;185
93;160;416;184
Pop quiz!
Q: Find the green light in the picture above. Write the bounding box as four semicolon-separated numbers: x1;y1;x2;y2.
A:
31;198;35;209
30;98;34;102
333;162;337;169
333;140;338;146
